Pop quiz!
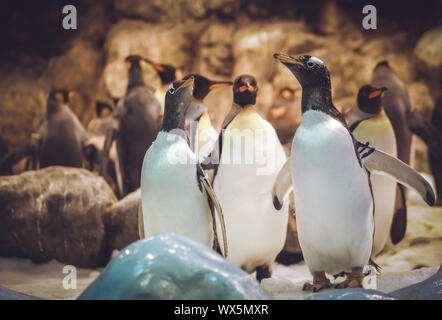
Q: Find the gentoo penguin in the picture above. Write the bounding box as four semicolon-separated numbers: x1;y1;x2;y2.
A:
139;77;227;257
144;59;182;109
206;75;289;281
266;87;302;145
272;53;436;291
346;85;397;256
100;55;163;197
182;74;232;162
0;89;90;173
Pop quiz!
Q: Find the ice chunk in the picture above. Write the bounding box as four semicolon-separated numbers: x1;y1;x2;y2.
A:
78;233;271;300
301;288;395;300
390;265;442;300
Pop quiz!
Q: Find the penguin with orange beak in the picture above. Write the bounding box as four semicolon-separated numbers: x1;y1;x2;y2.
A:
143;58;182;108
346;85;398;256
205;75;289;281
182;74;232;162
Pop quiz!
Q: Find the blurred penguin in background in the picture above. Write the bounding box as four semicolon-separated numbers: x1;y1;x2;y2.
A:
100;55;162;197
0;89;90;174
144;58;182;109
407;95;442;206
85;99;122;197
266;87;302;146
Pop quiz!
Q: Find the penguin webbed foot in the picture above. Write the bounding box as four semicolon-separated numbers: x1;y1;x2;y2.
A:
334;267;364;289
303;271;331;292
256;265;271;282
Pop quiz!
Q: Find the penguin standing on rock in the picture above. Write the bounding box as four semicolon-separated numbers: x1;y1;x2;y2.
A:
205;75;289;281
0;89;89;173
139;77;228;257
272;53;436;291
182;74;232;162
101;55;163;197
346;85;397;256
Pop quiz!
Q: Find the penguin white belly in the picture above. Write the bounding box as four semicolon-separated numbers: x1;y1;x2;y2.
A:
352;114;397;256
141;131;212;246
292;110;373;275
195;112;218;163
214;107;289;272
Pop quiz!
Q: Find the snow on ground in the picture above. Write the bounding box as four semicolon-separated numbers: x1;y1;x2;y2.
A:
0;205;440;300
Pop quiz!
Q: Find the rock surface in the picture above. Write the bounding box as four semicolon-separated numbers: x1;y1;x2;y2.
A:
105;188;140;251
0;167;116;268
79;233;271;300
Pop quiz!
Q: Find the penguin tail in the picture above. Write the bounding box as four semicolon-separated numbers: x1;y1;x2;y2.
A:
369;258;382;274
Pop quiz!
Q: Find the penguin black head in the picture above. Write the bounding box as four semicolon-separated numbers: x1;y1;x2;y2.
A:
144;59;180;86
357;85;388;115
90;100;113;118
125;55;147;71
274;53;330;89
233;75;258;107
374;60;391;70
162;77;195;132
183;74;232;101
49;89;75;104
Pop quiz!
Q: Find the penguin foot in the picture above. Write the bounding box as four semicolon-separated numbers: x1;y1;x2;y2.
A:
256;265;271;282
302;271;331;292
334;267;364;289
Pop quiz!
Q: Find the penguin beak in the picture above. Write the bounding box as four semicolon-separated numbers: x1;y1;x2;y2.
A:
143;58;165;72
239;84;257;92
274;53;304;67
176;77;194;92
368;87;388;99
209;81;233;91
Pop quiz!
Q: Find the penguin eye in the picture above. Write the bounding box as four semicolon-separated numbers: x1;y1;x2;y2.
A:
168;87;175;94
307;61;314;68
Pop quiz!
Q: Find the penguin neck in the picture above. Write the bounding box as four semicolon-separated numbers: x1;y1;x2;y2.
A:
46;100;62;115
127;68;146;92
160;105;186;136
301;84;332;114
221;102;243;129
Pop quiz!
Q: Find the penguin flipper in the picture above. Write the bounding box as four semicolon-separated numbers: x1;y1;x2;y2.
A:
390;184;407;244
99;127;118;177
272;158;293;210
137;199;145;239
197;164;228;258
358;142;436;206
